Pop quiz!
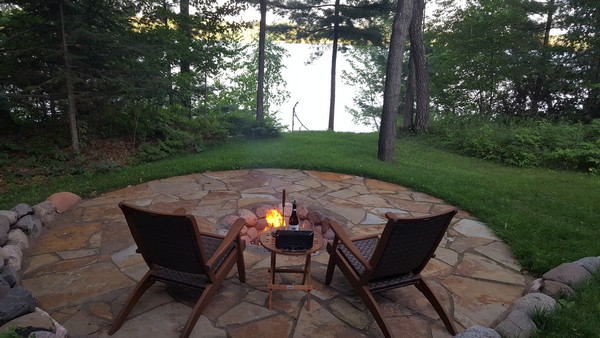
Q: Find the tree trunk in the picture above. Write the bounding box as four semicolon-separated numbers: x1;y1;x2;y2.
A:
256;0;267;121
541;0;555;115
411;0;429;131
59;0;80;153
403;54;415;130
180;0;191;108
163;1;173;106
378;0;413;162
328;0;341;131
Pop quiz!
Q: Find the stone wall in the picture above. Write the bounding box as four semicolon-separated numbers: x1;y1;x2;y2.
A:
0;192;80;338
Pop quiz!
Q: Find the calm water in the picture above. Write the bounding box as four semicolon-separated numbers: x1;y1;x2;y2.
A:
274;43;376;133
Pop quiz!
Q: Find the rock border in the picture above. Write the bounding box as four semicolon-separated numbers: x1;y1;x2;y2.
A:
0;193;80;337
456;256;600;338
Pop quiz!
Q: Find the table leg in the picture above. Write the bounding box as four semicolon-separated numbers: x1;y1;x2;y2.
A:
305;253;312;310
269;251;276;309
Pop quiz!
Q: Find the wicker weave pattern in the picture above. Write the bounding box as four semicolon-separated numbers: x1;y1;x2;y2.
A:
201;236;234;271
153;268;210;289
367;272;419;292
370;217;448;281
339;237;378;275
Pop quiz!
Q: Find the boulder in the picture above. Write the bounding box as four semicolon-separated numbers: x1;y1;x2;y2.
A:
238;209;258;227
0;307;68;338
574;256;600;274
306;211;326;226
255;218;268;231
297;204;309;219
542;280;575;299
494;310;537;338
14;214;42;234
511;292;556;316
2;245;23;271
543;262;592;288
46;192;81;213
0;286;36;324
525;278;544;294
455;326;501;338
10;203;33;219
0;266;19;287
0;215;9;246
6;229;29;251
0;277;10;299
32;201;57;227
255;205;273;219
0;211;17;226
220;215;240;230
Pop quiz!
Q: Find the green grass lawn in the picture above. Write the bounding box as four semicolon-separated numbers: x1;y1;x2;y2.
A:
2;131;599;335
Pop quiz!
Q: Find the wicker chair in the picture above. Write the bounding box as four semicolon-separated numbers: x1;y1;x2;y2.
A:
325;209;458;337
109;202;246;338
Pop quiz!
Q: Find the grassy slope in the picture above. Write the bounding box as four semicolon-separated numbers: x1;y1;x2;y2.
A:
1;131;598;274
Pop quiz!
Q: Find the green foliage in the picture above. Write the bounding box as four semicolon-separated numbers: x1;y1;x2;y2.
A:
428;116;600;173
428;0;598;120
342;44;387;130
0;326;21;338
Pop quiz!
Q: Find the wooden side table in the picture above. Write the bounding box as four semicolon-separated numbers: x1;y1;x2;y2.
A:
259;231;324;310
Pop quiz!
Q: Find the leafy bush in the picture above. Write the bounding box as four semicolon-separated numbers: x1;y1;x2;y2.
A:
427;116;600;173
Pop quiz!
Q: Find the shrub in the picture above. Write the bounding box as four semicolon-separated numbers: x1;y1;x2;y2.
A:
426;116;600;173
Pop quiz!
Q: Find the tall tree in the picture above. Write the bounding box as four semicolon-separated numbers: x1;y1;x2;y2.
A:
179;0;191;108
256;0;267;121
559;0;600;120
328;0;341;130
378;0;413;162
428;0;544;117
59;0;79;152
410;0;428;131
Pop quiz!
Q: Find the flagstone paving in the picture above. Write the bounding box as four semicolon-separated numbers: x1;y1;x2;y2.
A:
21;169;530;337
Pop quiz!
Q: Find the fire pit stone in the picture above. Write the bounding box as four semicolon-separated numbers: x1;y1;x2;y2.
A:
220;201;341;246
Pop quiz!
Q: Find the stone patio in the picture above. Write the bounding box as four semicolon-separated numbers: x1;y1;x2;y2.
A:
21;169;530;337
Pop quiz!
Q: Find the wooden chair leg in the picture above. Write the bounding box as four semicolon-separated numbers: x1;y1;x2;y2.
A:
236;244;246;283
179;284;219;338
356;286;393;338
415;279;457;335
109;273;155;335
325;244;337;285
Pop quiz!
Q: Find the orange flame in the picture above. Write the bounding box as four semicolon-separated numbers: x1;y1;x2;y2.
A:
265;209;285;229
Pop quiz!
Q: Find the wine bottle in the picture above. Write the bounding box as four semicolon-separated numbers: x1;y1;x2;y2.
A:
288;200;299;231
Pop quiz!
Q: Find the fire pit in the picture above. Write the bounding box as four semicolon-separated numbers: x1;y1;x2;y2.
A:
219;200;335;251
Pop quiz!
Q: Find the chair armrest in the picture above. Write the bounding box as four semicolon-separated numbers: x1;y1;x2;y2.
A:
173;207;187;215
327;219;372;271
385;211;421;221
205;218;246;268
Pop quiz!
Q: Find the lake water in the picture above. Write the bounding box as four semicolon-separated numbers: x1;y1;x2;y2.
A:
273;43;377;133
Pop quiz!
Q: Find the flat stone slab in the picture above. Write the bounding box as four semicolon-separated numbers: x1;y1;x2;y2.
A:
20;169;527;338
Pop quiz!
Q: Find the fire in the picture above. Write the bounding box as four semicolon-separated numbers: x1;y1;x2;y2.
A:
265;209;285;229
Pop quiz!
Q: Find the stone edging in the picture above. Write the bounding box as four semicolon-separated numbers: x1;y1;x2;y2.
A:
456;256;600;338
0;193;81;337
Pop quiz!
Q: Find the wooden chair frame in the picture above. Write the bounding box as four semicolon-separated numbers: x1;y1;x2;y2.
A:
109;202;246;338
325;209;458;337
